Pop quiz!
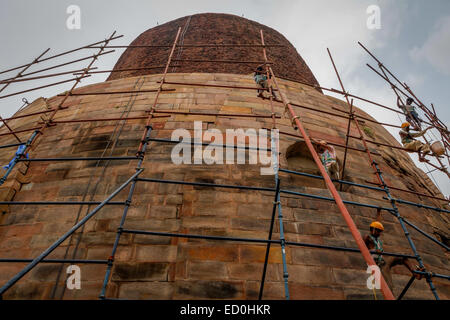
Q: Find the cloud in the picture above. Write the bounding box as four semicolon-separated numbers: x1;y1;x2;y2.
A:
409;15;450;75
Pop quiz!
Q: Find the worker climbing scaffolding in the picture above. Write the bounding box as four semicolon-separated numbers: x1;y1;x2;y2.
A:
364;221;424;294
254;64;277;100
399;122;433;162
0;18;448;302
397;97;422;130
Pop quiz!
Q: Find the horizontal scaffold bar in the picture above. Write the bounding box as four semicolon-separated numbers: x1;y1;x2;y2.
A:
159;81;278;91
383;197;450;214
412;270;450;280
121;229;416;259
40;115;170;125
0;76;90;100
87;44;285;49
57;88;175;96
136;177;275;192
18;156;139;162
171;59;272;64
148;137;272;152
0;35;122;76
0;142;25;149
0;67;97;85
365;180;449;202
0;258;108;264
274;129;383;156
0;127;42;138
151;109;281;119
135;177;395;212
280;168;449;204
0;201;126;205
279;168;385;192
279;189;394;212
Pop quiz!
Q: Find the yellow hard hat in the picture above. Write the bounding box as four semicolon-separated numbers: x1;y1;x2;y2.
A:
401;122;410;128
370;221;384;231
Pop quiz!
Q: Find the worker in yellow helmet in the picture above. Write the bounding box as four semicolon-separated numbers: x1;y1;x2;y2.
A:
364;221;424;294
399;122;433;162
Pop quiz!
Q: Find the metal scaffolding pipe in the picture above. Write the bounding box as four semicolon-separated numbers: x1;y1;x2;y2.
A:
18;156;139;162
0;168;143;297
120;229;417;259
0;35;122;75
0;258;108;264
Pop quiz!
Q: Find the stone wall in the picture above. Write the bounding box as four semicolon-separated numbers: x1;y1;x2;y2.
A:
0;73;448;300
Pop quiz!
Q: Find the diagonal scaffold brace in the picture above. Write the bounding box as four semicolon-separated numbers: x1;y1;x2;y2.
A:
275;48;398;300
0;168;144;298
262;30;395;300
99;26;183;299
327;47;442;300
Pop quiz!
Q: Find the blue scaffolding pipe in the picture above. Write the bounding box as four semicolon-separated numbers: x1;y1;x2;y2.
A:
18;156;139;162
0;201;126;205
280;167;449;214
0;130;38;186
0;168;144;297
99;126;153;299
272;135;290;300
258;178;281;299
400;218;449;251
0;142;25;150
384;196;450;214
135;177;449;251
279;189;394;212
413;270;450;280
120;229;418;259
279;168;385;192
136;177;275;192
373;161;440;300
148;137;272;152
0;258;108;264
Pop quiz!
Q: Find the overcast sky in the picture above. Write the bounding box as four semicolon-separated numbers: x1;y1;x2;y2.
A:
0;0;449;196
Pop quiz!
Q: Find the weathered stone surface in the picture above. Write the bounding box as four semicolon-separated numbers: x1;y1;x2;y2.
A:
107;13;321;90
0;51;447;301
112;262;169;281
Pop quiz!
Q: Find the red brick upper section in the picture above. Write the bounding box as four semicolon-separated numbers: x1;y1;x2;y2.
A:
107;13;321;90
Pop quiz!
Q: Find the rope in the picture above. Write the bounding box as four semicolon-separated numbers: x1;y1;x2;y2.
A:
372;283;378;300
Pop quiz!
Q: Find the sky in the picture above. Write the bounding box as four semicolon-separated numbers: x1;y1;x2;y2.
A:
0;0;449;196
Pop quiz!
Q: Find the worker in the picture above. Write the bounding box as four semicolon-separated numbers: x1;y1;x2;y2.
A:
313;139;340;180
397;97;421;129
399;122;432;162
254;65;276;99
364;221;423;294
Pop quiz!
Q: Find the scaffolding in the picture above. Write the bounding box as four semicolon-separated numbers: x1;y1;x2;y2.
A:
0;27;448;301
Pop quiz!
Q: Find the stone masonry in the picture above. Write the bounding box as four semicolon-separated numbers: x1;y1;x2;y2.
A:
0;72;448;300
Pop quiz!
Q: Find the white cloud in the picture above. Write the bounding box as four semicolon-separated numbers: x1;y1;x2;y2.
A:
409;15;450;75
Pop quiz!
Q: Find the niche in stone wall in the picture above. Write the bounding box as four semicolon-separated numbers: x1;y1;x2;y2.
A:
284;141;348;191
285;141;327;190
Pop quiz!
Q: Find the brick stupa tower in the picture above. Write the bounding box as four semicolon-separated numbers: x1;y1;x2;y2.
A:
0;13;448;300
